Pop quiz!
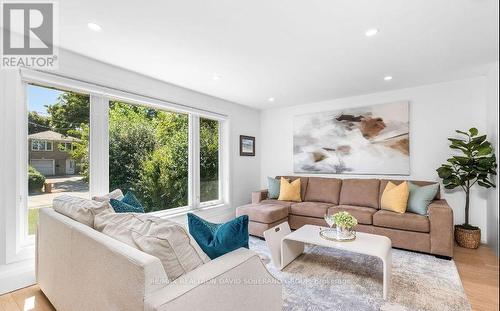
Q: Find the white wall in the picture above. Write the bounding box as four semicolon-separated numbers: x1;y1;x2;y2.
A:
260;77;489;240
486;62;499;256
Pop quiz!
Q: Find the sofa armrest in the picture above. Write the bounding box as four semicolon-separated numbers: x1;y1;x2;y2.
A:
252;189;268;204
428;199;454;257
145;248;282;311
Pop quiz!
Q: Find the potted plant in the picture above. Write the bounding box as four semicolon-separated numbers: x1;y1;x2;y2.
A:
437;128;497;249
331;211;358;239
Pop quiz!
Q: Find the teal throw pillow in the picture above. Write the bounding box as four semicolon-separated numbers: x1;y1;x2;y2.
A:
187;213;249;259
407;182;439;215
267;177;280;199
110;192;145;213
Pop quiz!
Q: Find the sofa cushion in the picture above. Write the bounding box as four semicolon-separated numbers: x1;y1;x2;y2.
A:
276;176;309;201
304;177;342;204
53;194;114;227
261;199;293;208
92;189;124;202
110;192;145;213
278;178;302;202
94;213;210;281
339;179;380;209
407;182;440;215
290;202;334;218
373;210;430;233
187;213;249;259
380;181;409;214
328;205;377;225
379;180;440;208
267;177;281;199
236;203;289;224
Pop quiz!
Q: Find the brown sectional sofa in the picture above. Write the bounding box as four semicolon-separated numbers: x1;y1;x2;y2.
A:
236;176;454;258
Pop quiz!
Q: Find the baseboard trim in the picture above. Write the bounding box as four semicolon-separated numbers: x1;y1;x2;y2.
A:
0;259;36;295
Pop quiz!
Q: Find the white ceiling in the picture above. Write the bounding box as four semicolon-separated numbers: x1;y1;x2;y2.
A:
58;0;499;109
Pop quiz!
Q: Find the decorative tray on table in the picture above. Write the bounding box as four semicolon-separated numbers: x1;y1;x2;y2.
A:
319;228;356;242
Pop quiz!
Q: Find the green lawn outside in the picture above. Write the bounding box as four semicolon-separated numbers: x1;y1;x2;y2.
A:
28;208;40;235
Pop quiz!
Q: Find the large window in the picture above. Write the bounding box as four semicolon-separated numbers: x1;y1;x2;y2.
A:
21;72;226;241
200;117;220;203
108;101;189;212
27;84;90;235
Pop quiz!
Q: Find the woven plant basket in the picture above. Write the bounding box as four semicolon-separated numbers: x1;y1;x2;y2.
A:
455;225;481;249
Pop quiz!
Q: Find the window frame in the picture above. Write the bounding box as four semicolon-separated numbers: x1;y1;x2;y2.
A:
198;116;223;208
31;139;53;151
58;142;72;152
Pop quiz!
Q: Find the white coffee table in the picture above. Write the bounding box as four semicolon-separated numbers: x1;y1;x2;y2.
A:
264;223;392;300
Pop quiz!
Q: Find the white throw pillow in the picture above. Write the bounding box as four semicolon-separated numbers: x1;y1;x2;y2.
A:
92;189;124;202
53;195;114;227
94;213;210;282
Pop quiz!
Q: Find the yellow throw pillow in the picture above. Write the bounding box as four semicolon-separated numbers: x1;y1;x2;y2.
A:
278;178;302;202
381;181;409;213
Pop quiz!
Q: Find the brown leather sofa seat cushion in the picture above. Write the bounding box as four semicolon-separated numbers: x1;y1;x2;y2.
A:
290;202;334;218
373;210;430;233
339;179;380;209
260;199;293;208
304;177;342;204
328;205;377;225
236;203;289;224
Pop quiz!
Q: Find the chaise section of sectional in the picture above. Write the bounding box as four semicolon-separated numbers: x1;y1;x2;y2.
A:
236;196;290;237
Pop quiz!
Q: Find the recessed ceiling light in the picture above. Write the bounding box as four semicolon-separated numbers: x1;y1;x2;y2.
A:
365;28;379;37
87;22;102;32
384;76;393;81
212;74;221;81
268;97;275;102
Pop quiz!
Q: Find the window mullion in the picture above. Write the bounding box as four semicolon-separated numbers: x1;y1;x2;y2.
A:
189;115;201;209
89;94;109;197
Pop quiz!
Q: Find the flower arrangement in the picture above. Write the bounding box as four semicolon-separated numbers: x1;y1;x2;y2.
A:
331;211;358;229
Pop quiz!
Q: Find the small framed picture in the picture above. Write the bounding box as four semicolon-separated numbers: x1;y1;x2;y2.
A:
240;135;255;156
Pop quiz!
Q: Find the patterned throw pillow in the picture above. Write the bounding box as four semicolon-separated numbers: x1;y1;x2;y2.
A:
187;213;249;259
110;192;145;213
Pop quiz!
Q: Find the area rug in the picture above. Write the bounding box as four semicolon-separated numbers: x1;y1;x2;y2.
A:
249;237;470;311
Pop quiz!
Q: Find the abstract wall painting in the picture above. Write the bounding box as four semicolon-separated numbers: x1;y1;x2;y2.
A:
293;101;410;175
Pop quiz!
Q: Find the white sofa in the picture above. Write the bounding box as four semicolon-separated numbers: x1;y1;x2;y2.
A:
37;208;282;311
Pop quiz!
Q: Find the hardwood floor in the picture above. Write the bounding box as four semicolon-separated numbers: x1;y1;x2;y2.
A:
1;245;498;311
454;244;499;311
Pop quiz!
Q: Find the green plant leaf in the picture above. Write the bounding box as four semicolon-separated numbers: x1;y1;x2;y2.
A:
455;130;469;136
469;128;478;136
472;135;486;144
477;180;492;188
437;166;453;178
477;145;493;156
